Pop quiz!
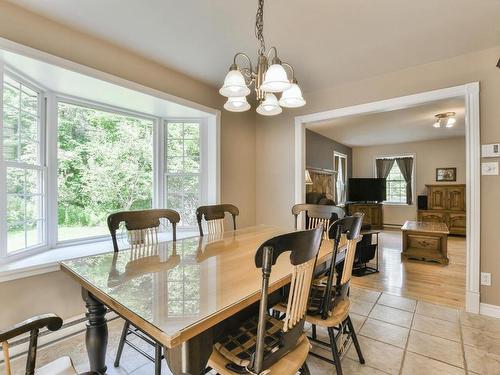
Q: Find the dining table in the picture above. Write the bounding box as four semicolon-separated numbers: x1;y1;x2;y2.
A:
60;225;348;375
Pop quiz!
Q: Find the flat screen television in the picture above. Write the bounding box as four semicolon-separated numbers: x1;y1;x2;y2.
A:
348;178;387;202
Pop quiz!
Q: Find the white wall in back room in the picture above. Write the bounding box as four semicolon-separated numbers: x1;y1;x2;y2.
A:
352;137;466;225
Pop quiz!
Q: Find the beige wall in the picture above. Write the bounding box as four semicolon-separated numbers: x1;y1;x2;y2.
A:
0;2;256;326
256;46;500;306
352;137;466;225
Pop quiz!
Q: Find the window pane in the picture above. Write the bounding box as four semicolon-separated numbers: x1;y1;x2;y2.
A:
57;102;153;241
21;86;38;114
7;224;25;253
2;75;40;165
384;162;407;203
26;221;43;248
165;121;202;228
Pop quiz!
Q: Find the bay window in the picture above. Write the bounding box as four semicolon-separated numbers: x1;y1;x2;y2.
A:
0;59;218;263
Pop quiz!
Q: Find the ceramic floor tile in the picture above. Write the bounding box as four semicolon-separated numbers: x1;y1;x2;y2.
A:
346;335;404;375
402;351;465;375
416;301;460;323
350;299;375;316
378;293;417;312
338;356;389;375
350;312;367;331
407;330;464;368
359;318;409;348
369;303;414;328
464;344;500;375
412;314;461;342
350;286;382;303
460;311;500;334
461;325;500;356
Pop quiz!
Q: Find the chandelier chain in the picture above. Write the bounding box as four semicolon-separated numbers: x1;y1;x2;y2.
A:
255;0;266;55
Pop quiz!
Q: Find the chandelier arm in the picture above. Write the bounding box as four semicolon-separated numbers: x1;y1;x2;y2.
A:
233;52;254;76
266;46;278;62
281;62;296;82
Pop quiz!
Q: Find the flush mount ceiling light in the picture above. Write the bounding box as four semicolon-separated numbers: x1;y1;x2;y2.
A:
433;112;456;128
219;0;305;115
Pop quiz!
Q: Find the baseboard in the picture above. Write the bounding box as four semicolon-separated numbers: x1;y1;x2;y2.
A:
0;311;119;363
480;303;500;319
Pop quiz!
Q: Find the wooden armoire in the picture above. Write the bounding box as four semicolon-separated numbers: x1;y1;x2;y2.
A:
417;184;466;235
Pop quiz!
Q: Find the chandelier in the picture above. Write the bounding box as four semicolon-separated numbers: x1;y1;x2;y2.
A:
219;0;305;115
433;112;456;128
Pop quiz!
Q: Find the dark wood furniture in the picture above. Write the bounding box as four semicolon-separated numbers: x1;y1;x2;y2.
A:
345;203;383;229
418;184;466;235
196;204;239;236
292;203;345;238
0;313;96;375
401;220;449;264
353;229;380;276
60;225;350;375
208;227;323;374
107;208;180;375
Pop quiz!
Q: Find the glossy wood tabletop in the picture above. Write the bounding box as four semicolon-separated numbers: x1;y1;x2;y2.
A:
61;225;341;349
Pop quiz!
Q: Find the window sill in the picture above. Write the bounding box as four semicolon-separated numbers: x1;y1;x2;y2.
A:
0;230;198;283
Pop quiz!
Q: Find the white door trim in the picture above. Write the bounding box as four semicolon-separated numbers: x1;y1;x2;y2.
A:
294;83;481;313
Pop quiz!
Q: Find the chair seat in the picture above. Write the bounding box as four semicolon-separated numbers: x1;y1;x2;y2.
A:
305;298;350;328
274;297;351;328
209;334;311;375
35;356;77;375
213;314;284;368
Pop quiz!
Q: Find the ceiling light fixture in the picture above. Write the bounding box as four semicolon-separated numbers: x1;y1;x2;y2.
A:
219;0;305;115
433;112;456;129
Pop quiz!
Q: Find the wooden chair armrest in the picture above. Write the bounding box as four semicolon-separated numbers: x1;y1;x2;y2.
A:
0;313;63;342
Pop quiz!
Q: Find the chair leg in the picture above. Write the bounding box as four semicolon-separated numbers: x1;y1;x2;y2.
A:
328;327;343;375
300;361;311;375
155;343;162;375
114;321;130;367
312;324;317;340
346;316;365;364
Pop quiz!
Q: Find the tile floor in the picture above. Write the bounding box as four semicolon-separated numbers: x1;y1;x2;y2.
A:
3;286;500;374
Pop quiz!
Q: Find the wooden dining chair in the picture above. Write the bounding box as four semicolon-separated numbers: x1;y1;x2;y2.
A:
207;226;323;375
0;313;97;375
292;204;345;239
305;214;365;375
196;204;239;236
107;208;180;375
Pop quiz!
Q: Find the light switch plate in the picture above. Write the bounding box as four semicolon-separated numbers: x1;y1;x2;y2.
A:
482;144;500;157
481;162;499;175
481;272;492;286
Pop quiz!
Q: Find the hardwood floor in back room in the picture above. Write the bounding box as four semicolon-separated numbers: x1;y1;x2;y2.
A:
351;229;466;308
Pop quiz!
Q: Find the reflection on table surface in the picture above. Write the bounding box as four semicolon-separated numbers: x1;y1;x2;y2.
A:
64;226;321;339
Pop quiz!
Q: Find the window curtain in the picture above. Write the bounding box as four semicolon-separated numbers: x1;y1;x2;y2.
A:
375;158;395;179
396;157;414;205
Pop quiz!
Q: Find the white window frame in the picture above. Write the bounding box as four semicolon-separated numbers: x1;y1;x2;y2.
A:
0;65;48;259
51;95;160;247
334;151;347;204
0;65;219;264
164;118;208;229
373;154;416;206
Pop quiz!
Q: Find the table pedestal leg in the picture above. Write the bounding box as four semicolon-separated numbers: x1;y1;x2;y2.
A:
165;329;213;375
82;289;108;374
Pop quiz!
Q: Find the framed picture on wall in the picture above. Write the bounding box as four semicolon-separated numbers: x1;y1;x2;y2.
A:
436;167;457;182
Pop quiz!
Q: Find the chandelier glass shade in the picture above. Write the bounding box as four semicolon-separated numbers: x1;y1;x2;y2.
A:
224;96;251;112
220;0;305;115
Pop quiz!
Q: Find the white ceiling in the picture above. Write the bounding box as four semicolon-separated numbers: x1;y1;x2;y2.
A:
0;50;209;118
306;97;465;147
6;0;500;93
